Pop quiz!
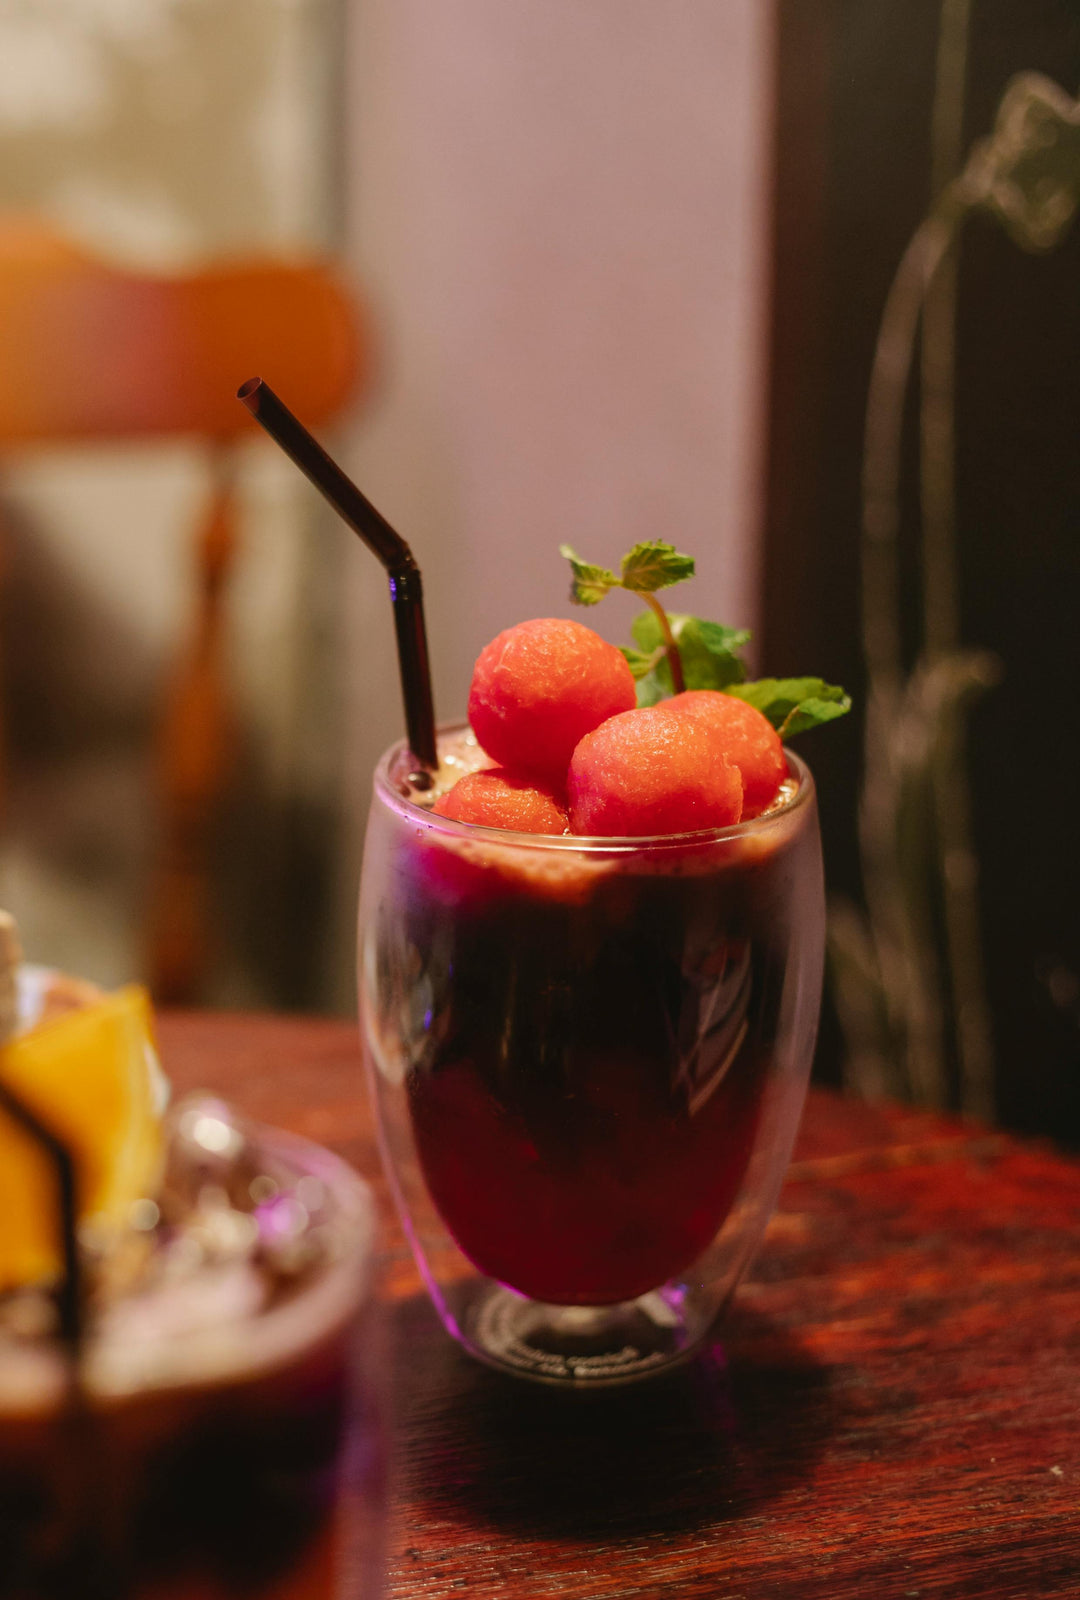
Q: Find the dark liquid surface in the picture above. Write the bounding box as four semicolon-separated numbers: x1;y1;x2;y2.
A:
380;813;814;1305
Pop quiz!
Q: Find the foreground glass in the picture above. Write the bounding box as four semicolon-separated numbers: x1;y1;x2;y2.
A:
360;728;825;1387
0;1117;383;1598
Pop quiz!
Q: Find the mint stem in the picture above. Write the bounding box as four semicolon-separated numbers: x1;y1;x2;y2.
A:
642;593;685;694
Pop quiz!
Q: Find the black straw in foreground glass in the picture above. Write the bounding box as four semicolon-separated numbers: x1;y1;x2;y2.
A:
237;377;438;773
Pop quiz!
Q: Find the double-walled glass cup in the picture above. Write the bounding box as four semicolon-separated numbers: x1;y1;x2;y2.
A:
359;727;825;1387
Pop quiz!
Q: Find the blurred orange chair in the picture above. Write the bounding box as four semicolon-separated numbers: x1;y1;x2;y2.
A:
0;218;367;1002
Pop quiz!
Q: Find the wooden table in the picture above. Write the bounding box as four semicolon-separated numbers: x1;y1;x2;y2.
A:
159;1013;1080;1600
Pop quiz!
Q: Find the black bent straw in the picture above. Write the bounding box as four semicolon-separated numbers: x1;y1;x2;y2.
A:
0;1078;82;1357
237;378;438;774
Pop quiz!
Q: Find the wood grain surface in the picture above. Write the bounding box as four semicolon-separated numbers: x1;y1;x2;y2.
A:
158;1013;1080;1600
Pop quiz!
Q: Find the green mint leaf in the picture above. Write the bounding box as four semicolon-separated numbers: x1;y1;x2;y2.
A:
777;697;852;740
696;619;752;663
629;609;664;652
560;544;619;606
629;612;749;694
619;541;695;594
727;677;851;738
634;670;666;707
620;645;665;681
630;611;679;701
680;617;750;690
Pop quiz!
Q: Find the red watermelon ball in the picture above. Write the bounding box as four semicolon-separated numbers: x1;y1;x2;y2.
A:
432;768;569;835
667;691;787;818
568;706;743;837
468;618;637;782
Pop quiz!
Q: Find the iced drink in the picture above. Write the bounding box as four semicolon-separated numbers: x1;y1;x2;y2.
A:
360;561;840;1382
361;727;824;1376
0;1096;382;1598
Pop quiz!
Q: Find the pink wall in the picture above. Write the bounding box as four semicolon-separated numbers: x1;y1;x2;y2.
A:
339;0;777;938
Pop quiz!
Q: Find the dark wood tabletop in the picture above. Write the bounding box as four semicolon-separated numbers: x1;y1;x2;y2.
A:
158;1012;1080;1600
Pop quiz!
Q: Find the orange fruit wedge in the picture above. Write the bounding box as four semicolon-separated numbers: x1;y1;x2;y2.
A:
0;985;163;1292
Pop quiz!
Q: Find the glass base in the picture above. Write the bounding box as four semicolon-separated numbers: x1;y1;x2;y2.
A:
459;1283;713;1388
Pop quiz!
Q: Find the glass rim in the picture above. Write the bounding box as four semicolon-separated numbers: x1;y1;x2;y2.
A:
372;721;816;854
0;1123;376;1412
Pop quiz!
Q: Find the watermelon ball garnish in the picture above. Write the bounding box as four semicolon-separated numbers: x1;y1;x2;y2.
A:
668;691;787;819
568;706;743;837
433;768;570;835
468;618;636;782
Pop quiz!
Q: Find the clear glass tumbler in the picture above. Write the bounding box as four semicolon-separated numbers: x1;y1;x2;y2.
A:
359;727;825;1387
0;1113;384;1597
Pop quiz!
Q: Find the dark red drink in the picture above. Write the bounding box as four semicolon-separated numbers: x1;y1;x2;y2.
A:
364;732;822;1310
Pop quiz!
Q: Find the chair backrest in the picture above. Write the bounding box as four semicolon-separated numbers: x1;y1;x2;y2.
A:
0;218;362;444
0;218;368;1003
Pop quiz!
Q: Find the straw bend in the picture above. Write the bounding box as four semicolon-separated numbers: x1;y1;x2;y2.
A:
237;377;438;770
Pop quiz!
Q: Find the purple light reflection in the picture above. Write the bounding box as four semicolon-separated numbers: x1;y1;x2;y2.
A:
254;1194;308;1243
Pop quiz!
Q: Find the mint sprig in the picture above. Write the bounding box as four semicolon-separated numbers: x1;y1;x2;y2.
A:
562;540;695;692
561;540;694;605
559;540;850;741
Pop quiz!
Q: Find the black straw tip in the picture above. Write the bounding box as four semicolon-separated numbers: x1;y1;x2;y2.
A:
237;376;263;407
